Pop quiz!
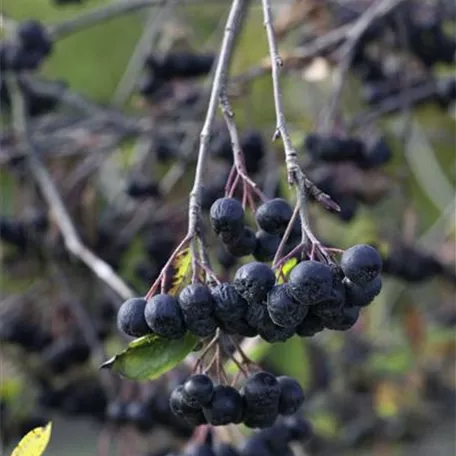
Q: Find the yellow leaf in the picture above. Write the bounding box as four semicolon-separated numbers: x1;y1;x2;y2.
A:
275;257;298;284
168;248;192;296
11;422;52;456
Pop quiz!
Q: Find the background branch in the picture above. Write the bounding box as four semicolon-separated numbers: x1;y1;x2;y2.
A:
6;75;135;302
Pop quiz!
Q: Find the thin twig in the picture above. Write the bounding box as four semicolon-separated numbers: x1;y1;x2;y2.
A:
50;0;186;39
6;75;135;302
322;0;406;129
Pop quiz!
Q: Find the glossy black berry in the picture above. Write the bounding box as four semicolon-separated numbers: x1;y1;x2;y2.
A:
282;415;314;442
226;227;257;257
247;302;295;343
117;298;151;337
169;385;206;427
277;376;305;415
203;385;244;426
178;284;215;319
340;244;382;285
295;311;325;337
220;317;258;338
210;197;244;243
211;283;248;323
183;374;214;408
243;371;281;410
253;230;281;262
344;276;382;308
256;198;293;235
144;294;186;340
311;274;345;319
267;284;308;328
324;306;360;331
243;404;279;429
288;260;333;305
233;262;276;303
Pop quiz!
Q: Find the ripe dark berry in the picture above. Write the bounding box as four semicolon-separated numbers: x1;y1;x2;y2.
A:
340;244;382;285
311;273;345;319
183;374;214;408
282;415;314;442
187;316;218;338
178;284;215;319
324;306;360;331
243;404;279;429
243;371;281;410
117;298;151;337
253;230;281;262
256;198;293;235
295;311;325;337
288;260;333;305
126;179;161;198
233;262;276;303
144;294;186;340
267;284;308;328
226;227;257;257
203;385;244;426
211;283;248;323
247;302;294;343
277;376;305;415
220;317;257;338
210;197;244;243
169;385;206;427
18;21;51;52
344;276;382;308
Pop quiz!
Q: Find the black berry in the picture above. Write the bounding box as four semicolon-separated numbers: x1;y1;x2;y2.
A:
295;311;325;337
344;276;382;308
183;374;214;408
233;262;276;303
288;260;333;305
178;284;215;319
267;284;308;328
277;376;305;415
211;283;248;323
144;294;186;340
210;197;244;243
256;198;293;235
340;244;382;285
169;385;206;427
226;227;257;257
203;385;244;426
253;230;281;262
117;298;151;337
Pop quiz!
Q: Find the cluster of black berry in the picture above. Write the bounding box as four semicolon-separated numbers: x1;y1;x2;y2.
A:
210;197;299;262
210;128;265;175
304;133;391;170
303;133;392;221
170;371;305;429
0;21;52;72
139;51;215;98
160;413;312;456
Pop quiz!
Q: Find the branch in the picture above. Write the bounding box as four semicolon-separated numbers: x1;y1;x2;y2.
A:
186;0;246;237
261;0;339;233
144;0;246;299
322;0;406;128
49;0;183;39
6;75;135;302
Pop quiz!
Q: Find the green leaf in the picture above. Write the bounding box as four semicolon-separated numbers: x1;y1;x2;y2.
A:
101;332;199;381
168;248;192;296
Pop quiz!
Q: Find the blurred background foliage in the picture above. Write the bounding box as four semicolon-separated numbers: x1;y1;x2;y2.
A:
1;1;455;455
